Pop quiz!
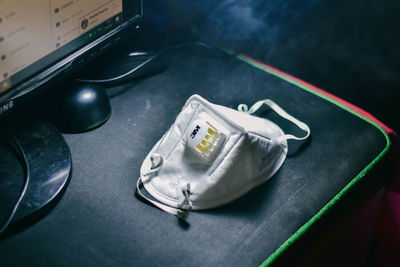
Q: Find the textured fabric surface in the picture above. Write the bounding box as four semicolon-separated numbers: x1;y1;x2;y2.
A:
0;47;389;266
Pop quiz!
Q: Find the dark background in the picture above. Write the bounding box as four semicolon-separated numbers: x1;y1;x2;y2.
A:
140;0;400;133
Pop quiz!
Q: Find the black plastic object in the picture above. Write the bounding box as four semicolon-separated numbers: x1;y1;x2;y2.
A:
53;83;112;133
75;50;169;85
0;118;71;227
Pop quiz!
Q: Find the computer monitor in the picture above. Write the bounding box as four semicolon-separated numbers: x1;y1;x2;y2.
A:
0;0;143;120
0;0;143;234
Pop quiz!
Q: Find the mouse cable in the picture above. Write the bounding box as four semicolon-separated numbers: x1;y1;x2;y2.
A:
75;50;163;84
0;132;30;235
75;41;223;85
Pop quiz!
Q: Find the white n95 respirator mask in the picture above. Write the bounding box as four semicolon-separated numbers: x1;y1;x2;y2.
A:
136;94;310;218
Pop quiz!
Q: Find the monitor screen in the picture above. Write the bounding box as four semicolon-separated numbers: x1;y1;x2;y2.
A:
0;0;142;118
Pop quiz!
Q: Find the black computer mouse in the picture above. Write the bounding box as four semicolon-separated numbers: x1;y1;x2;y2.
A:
52;83;111;133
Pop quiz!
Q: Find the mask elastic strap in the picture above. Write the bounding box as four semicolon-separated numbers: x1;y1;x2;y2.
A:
238;99;310;142
136;154;191;219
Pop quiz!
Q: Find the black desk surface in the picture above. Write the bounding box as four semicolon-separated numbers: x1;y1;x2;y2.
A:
0;47;389;266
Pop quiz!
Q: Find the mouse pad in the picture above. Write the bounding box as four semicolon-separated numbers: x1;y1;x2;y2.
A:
0;46;389;266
